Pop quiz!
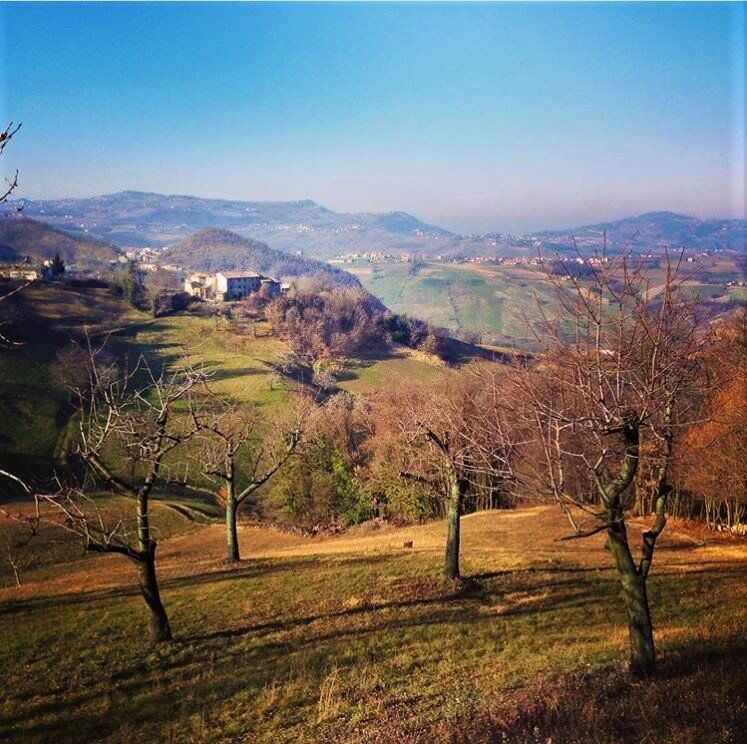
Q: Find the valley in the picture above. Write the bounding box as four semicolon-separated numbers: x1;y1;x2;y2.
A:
346;256;746;346
3;5;746;742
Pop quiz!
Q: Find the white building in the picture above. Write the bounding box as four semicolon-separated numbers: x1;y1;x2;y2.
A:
184;270;283;301
184;272;215;300
215;271;263;300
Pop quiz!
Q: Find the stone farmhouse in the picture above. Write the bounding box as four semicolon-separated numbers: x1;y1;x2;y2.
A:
184;270;284;301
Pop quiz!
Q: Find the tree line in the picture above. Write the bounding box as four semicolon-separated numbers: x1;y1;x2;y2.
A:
260;276;446;361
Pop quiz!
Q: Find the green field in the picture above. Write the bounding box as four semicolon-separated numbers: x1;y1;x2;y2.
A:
346;261;747;346
0;284;447;479
346;262;565;346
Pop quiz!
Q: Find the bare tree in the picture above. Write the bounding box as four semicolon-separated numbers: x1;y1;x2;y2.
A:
0;481;40;587
387;371;516;580
517;251;700;676
181;398;305;562
0;121;21;205
0;122;28;346
3;342;206;641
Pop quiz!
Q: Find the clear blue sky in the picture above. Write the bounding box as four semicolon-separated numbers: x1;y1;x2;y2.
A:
0;2;744;232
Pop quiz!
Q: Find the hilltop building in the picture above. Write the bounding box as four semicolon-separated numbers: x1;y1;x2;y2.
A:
184;272;215;300
216;271;262;299
184;269;283;301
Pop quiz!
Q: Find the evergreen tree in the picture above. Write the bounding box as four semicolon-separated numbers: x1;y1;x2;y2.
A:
50;252;65;276
122;261;146;309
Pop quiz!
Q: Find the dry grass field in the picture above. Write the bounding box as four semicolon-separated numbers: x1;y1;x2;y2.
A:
1;505;745;743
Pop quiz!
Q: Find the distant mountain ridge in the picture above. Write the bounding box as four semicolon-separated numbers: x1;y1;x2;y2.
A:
12;191;747;259
536;211;747;254
16;191;451;256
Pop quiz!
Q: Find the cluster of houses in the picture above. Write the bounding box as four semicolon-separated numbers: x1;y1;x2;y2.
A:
183;270;289;301
0;258;60;282
0;265;42;281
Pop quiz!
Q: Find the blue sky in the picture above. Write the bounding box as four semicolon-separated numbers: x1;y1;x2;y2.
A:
0;2;744;232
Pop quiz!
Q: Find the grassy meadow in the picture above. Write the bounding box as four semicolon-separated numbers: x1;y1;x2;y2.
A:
345;259;746;346
1;506;745;742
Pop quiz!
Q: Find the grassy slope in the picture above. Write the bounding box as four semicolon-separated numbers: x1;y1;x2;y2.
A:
127;314;446;403
0;283;144;474
347;259;747;346
0;284;445;479
0;506;744;742
128;314;291;408
347;262;565;345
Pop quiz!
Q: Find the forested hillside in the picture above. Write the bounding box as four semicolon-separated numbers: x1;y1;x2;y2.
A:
163;228;361;285
0;217;119;270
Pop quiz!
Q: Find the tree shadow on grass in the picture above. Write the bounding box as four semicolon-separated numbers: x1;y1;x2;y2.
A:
3;552;746;743
658;632;747;680
0;575;604;741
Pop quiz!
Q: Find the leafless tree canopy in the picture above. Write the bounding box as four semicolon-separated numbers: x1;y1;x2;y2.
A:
4;340;209;641
175;389;309;561
0;122;26;346
381;369;519;578
0;121;21;205
513;250;701;676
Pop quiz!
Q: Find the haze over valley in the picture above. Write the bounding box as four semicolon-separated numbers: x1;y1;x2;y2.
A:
5;190;745;346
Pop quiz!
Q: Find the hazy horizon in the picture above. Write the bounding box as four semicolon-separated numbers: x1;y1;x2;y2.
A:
1;2;745;234
11;186;747;238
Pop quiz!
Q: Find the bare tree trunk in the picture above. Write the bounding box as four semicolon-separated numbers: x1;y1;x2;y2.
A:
444;472;464;580
135;544;172;643
226;494;240;562
136;489;172;642
607;526;656;677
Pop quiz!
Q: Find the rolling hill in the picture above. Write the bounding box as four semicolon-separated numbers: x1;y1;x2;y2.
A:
16;191;453;257
163;228;361;286
0;216;120;270
535;211;747;254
